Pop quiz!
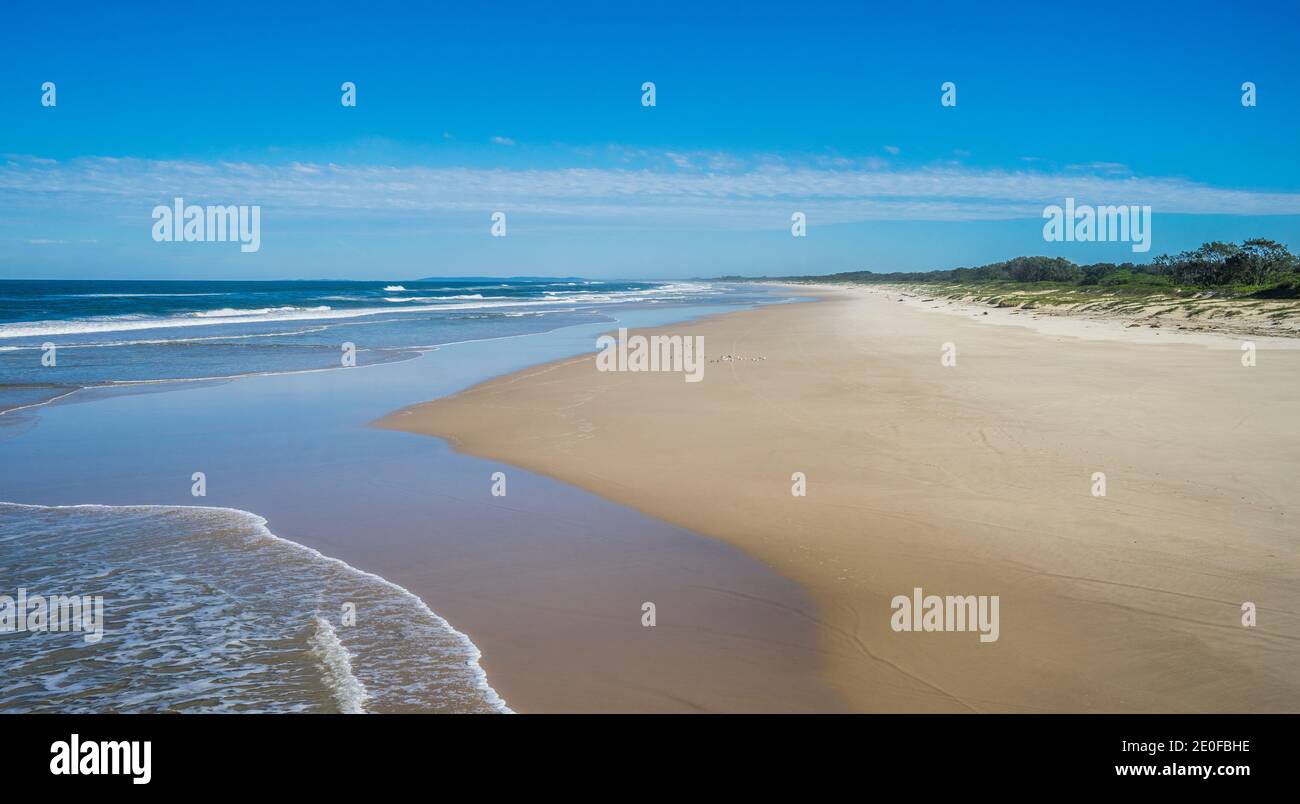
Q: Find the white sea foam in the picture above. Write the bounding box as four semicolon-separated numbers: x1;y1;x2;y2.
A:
191;305;332;318
0;326;332;351
0;502;513;714
0;283;712;339
383;285;407;292
0;308;380;338
385;294;500;302
308;616;369;714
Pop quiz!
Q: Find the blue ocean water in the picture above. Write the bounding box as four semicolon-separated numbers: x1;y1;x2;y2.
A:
0;278;729;413
0;277;792;713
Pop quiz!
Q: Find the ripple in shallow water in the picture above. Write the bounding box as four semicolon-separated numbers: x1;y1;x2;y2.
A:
0;503;509;714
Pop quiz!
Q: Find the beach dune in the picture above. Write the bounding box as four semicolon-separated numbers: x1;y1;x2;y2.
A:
380;287;1300;712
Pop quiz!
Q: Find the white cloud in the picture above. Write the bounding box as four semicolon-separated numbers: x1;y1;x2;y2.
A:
2;153;1298;233
490;136;516;146
1066;161;1131;175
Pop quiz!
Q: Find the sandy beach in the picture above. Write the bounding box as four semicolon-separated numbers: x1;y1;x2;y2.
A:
381;285;1300;713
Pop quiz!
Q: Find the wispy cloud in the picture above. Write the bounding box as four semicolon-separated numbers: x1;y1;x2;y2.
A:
3;153;1299;234
1065;161;1131;175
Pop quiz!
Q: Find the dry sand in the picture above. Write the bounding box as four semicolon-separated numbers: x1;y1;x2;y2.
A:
380;287;1300;712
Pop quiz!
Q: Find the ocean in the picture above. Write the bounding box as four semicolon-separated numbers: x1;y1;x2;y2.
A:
0;278;786;713
0;278;716;415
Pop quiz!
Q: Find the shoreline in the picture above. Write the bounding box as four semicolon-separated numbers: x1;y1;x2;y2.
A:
382;285;1300;712
2;291;846;714
0;500;513;714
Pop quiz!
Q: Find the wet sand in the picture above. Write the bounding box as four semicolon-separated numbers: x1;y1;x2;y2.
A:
273;442;847;713
382;287;1300;712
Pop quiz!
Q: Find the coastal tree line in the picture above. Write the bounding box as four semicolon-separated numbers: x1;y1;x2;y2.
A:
769;239;1300;295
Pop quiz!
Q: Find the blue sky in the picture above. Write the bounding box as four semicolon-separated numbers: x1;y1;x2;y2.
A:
2;0;1299;280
